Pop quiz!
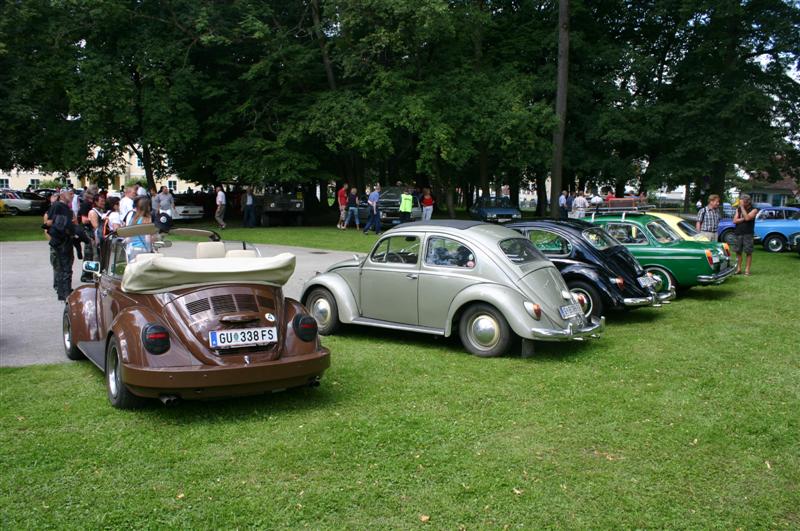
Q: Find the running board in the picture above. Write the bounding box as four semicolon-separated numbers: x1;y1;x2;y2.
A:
77;341;106;371
350;317;445;336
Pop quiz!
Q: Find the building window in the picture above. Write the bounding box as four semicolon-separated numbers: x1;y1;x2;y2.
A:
136;157;143;168
29;179;41;188
0;179;9;188
168;180;177;191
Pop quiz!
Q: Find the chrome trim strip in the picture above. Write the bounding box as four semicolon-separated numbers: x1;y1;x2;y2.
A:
350;317;446;336
697;265;736;284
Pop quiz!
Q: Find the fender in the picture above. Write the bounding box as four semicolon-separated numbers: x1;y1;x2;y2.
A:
301;273;360;324
282;298;325;357
559;264;619;306
445;283;532;338
110;306;195;370
66;285;100;343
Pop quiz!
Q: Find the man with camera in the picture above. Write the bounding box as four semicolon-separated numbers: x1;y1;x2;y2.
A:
732;194;759;276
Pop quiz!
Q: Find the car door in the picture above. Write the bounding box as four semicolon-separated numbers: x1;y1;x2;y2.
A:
754;208;782;240
97;239;128;334
417;235;480;329
359;234;421;324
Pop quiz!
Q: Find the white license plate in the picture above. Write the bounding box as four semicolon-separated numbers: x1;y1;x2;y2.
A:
712;255;720;263
498;218;510;222
559;303;581;319
209;327;277;349
638;276;656;287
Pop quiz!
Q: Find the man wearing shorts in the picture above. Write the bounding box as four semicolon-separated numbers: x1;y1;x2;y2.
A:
732;194;758;275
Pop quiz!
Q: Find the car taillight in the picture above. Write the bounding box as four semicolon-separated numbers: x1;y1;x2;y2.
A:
523;301;542;320
722;243;730;256
705;249;714;267
610;276;624;289
142;324;170;354
293;314;318;342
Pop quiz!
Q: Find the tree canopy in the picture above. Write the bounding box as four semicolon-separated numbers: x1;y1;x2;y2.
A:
1;0;798;211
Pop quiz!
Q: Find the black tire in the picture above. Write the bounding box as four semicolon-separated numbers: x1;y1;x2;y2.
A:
720;230;735;246
105;336;145;409
458;303;513;358
62;306;84;361
7;207;19;216
763;234;786;253
261;214;270;227
645;266;676;293
305;288;340;335
567;280;604;319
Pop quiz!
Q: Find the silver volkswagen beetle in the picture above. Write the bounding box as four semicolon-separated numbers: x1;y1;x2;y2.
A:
301;220;604;357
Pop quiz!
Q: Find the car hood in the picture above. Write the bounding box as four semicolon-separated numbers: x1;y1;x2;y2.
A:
602;245;644;276
517;264;585;328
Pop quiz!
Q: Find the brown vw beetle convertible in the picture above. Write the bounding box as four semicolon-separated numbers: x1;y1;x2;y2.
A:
63;225;330;409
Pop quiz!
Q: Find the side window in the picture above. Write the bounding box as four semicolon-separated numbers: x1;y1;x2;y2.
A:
527;229;572;257
370;236;420;265
110;241;128;277
425;237;476;268
606;223;648;245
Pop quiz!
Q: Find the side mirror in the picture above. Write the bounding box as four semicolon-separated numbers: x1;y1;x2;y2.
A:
82;261;100;274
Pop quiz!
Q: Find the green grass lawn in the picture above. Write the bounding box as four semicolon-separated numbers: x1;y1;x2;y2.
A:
1;223;799;527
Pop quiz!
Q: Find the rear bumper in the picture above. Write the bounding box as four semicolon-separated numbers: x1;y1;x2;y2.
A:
531;316;605;341
622;287;676;307
697;265;736;285
122;349;330;399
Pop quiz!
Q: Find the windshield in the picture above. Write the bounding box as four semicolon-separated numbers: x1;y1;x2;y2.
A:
789;211;800;220
481;197;512;208
646;220;680;243
677;220;700;237
499;238;545;264
582;228;619;250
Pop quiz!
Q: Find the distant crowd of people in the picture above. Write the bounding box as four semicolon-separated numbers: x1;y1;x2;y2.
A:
334;182;436;234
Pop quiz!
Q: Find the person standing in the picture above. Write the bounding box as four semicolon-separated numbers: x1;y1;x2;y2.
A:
215;185;227;229
695;194;721;242
156;186;174;218
343;187;360;230
119;187;136;223
558;190;568;219
336;182;348;229
363;183;382;235
572;191;589;218
242;187;256;228
78;191;95;282
46;190;77;301
399;187;413;223
566;191;575;213
732;194;758;275
126;197;153;261
421;188;435;221
88;194;106;265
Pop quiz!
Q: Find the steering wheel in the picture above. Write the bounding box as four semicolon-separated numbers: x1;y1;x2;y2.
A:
386;252;404;263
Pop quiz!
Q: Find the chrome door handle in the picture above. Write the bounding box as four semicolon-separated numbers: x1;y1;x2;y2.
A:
406;273;418;280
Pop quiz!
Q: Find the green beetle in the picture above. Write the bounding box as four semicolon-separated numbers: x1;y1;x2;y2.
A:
583;212;736;292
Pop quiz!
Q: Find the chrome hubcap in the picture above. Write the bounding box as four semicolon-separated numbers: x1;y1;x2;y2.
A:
311;297;331;327
469;314;500;349
63;315;71;350
768;239;782;252
647;269;670;292
571;288;593;317
108;347;119;398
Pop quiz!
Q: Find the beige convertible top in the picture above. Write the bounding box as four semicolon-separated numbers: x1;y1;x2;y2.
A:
121;252;296;293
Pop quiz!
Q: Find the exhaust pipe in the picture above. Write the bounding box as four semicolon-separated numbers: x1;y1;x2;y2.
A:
308;377;321;388
159;395;180;406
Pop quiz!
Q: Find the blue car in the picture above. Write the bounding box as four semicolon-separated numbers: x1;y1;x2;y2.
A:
718;206;800;252
469;196;522;223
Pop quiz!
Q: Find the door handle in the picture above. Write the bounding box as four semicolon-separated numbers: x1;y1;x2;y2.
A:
406;273;418;280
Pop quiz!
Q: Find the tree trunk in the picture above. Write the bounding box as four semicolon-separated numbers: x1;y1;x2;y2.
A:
311;0;336;91
536;172;548;216
549;0;570;218
479;144;489;196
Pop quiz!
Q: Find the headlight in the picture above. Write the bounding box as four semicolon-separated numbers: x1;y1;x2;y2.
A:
523;301;542;320
512;213;522;218
486;213;497;218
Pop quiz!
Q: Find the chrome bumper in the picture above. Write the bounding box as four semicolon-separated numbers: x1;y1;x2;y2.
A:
623;287;676;308
531;316;605;341
697;265;736;285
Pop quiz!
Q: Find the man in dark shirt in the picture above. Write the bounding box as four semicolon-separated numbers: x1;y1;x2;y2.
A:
78;191;95;281
732;194;759;276
46;190;77;301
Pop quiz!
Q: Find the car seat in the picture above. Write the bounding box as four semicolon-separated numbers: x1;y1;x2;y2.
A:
225;249;258;258
196;241;226;259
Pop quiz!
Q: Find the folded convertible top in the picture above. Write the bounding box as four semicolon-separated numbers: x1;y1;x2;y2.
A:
121;253;296;293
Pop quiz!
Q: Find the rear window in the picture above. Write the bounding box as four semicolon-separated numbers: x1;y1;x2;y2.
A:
582;228;619;250
499;238;545;264
646;220;680;243
678;220;700;237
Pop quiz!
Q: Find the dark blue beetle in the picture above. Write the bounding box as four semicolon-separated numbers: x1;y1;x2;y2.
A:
507;219;675;318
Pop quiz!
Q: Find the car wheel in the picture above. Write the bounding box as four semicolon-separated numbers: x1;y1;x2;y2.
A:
261;214;270;227
764;234;786;253
459;303;512;358
105;336;145;409
644;267;675;293
306;288;340;335
720;230;735;246
568;280;604;319
7;207;19;216
62;306;84;361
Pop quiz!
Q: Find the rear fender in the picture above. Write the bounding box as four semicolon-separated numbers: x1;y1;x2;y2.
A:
560;265;617;305
301;274;360;323
445;284;534;338
66;285;100;343
282;298;325;356
110;307;195;369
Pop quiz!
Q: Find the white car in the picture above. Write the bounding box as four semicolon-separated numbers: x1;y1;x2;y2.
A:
0;190;48;215
170;199;204;220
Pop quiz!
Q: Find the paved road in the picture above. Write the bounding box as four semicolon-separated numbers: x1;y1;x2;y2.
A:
0;241;353;367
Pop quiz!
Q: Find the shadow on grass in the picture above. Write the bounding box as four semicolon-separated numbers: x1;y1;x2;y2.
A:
677;286;737;301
